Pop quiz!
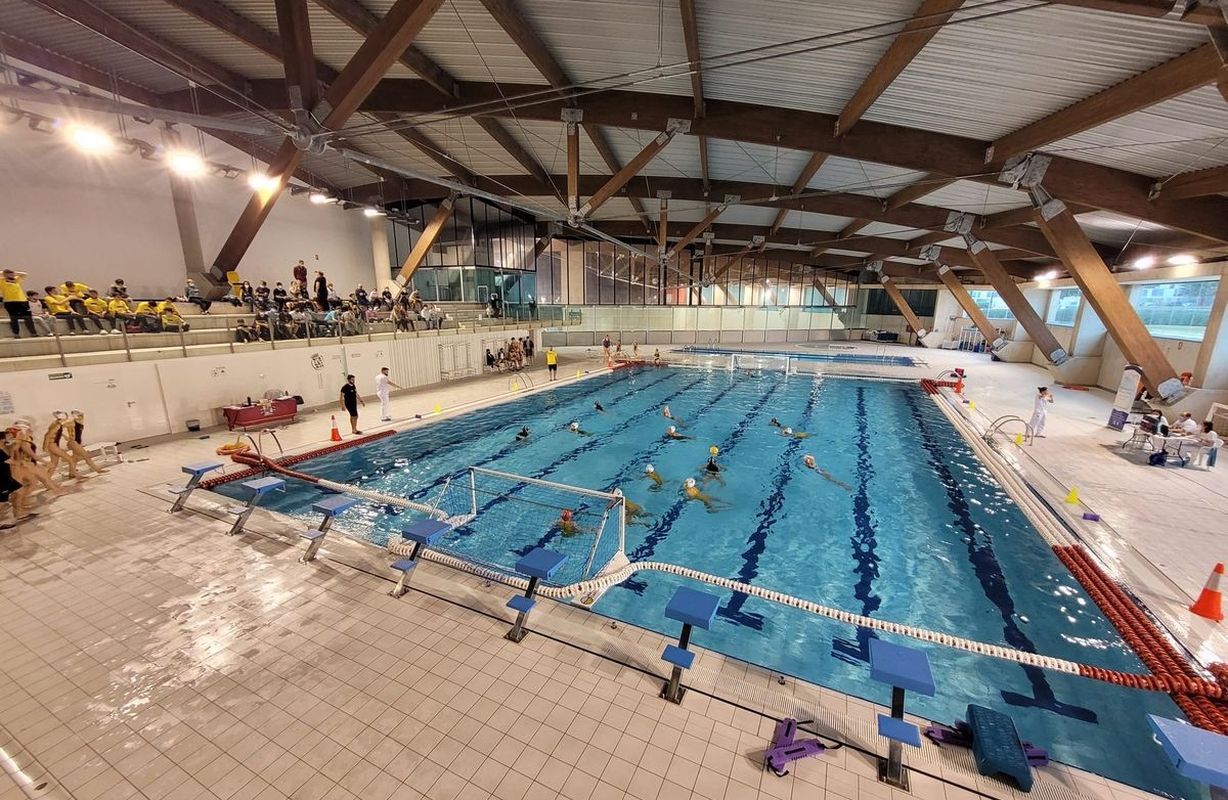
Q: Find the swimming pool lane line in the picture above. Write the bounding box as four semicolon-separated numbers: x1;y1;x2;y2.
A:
831;385;886;666
620;374;793;591
717;378;824;630
900;386;1099;723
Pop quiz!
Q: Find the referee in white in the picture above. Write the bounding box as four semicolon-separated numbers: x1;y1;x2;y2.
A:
375;366;402;422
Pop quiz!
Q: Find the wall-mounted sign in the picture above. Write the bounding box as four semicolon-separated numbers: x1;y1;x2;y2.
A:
310;354;324;371
47;372;72;381
0;391;12;414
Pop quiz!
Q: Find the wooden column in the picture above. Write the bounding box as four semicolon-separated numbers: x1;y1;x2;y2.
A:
564;110;580;215
934;265;1001;345
963;238;1068;364
878;274;927;336
395;196;455;287
1032;200;1183;398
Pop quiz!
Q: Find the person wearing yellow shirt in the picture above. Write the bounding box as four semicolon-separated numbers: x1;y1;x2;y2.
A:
545;346;558;381
133;300;160;332
107;295;133;331
57;281;91;315
41;285;87;334
158;298;189;332
2;268;37;338
81;289;115;334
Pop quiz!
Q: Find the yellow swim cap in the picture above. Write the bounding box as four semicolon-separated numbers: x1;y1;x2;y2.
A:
709;446;719;456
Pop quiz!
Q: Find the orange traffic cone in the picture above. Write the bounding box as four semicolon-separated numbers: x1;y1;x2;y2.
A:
329;415;343;442
1190;563;1224;622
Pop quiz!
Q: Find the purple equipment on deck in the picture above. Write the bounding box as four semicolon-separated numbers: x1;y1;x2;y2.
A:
925;721;1049;767
763;718;833;777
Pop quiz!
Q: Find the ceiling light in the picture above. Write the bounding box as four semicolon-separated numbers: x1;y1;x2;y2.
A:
166;149;206;178
1036;270;1058;282
65;123;114;154
363;207;386;218
247;172;277;192
1131;255;1155;270
1166;253;1197;266
308;191;331;205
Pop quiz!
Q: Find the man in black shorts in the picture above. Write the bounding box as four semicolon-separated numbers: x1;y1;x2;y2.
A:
339;374;364;434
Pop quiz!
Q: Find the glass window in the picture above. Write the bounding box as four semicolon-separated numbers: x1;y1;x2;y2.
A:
1129;279;1219;341
967;289;1014;320
1046;288;1081;326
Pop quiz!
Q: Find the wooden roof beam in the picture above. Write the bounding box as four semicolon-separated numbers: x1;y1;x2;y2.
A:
1152;163;1228;200
767;152;829;235
578;122;687;217
835;0;966;136
679;0;710;196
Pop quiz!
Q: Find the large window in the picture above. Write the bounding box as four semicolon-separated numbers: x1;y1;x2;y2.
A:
865;288;937;317
1129;279;1219;341
967;289;1014;320
1046;288;1081;326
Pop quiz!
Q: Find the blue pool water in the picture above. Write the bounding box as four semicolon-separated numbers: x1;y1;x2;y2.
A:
218;368;1198;797
680;345;918;367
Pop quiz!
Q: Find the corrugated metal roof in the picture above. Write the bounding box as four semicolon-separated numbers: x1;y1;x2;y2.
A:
1047;86;1228;179
859;221;921;240
775;210;856;233
603;126;702;179
512;0;692;96
87;0;286;80
1073;210;1169;247
916;179;1030;214
810;156;927;198
696;0;918;115
0;0;190;92
865;0;1207;140
412;0;544;84
703;138;812;187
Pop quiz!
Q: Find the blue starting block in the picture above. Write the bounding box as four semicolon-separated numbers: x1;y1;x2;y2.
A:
505;547;566;642
869;638;935;790
1149;715;1228;799
170;461;224;513
299;493;361;562
390;518;452;597
661;586;720;703
227;477;285;536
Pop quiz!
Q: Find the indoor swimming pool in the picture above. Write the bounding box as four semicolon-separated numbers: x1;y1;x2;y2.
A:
678;344;918;367
215;367;1199;797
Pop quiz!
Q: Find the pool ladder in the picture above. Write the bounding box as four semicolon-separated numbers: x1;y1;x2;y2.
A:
983;415;1034;446
244;428;285;457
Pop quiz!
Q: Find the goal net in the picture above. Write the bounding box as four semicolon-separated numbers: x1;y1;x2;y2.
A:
391;466;626;588
731;352;793;374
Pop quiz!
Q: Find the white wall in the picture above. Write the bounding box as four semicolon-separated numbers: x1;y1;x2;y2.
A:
0;115;377;298
0;328;526;443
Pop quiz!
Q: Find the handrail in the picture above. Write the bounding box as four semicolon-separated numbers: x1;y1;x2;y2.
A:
983;414;1033;445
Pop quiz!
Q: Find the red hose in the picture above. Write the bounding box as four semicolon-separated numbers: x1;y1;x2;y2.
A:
200;429;395;489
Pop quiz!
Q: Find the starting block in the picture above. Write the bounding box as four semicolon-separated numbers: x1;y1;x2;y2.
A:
170;461;224;513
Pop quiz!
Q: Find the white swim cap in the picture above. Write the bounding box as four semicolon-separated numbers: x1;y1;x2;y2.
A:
784;427;793;435
685;478;696;488
645;464;655;474
803;454;816;466
570;421;579;430
668;425;676;434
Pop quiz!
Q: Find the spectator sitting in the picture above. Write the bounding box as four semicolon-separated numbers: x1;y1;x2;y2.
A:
408;289;424;314
1173;412;1200;435
22;291;55;336
107;294;133;331
132;300;160;332
158;298;189;332
42;286;87;335
391;303;412;332
327;283;340;308
322;306;339;335
108;278;129;299
380;288;394;310
82;289;116;334
289;304;310;337
234;320;256;343
354;284;370;309
58;280;91;314
272;282;288;310
240;281;254;310
184;279;211;314
252;312;271;341
339;304;359;336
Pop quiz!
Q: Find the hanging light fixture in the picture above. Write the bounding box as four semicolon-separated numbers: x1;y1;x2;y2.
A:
247;172;278;192
166;149;206;177
308;191;332;205
64;123;114;154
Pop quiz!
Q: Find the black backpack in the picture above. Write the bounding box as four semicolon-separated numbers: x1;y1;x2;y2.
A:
1148;452;1167;466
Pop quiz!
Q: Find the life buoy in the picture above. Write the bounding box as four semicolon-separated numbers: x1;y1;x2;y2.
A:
216;442;251;456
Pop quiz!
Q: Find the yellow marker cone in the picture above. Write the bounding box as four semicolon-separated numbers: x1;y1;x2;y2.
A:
576;369;582;378
1065;487;1079;504
433;403;442;415
967;401;976;411
512;383;520;391
1014;433;1024;446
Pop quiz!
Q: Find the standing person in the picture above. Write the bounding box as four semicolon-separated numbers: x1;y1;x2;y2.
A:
2;268;36;338
108;278;129;299
339;374;364;435
1029;386;1054;438
314;271;328;308
374;367;401;422
65;411;107;475
546;346;558;381
292;259;308;289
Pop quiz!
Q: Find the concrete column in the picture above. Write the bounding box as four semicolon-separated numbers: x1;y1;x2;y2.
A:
1032;200;1182;400
934;265;1001;346
160;126;213;295
370;216;393;292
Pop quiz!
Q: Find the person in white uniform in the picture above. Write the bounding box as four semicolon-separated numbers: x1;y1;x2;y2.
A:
1029;386;1053;438
375;367;401;422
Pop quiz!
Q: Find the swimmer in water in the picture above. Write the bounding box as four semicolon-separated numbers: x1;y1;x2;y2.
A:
769;417;781;428
662;405;683;425
665;425;691;441
568;421;591;436
612;488;652;526
643;463;665;489
682;477;728;512
515;426;530;441
701;445;725;486
781;426;810;440
594;400;605;413
557;509;580;536
802;453;851;491
653;349;661;366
